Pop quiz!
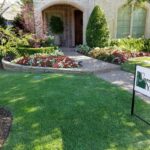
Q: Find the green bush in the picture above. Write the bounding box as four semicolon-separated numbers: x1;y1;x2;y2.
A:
17;46;58;56
110;38;145;52
13;14;24;31
41;36;55;47
0;16;6;28
143;39;150;52
86;6;109;48
0;27;21;60
88;47;114;62
75;44;91;54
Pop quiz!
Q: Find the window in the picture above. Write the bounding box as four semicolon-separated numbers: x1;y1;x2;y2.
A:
117;6;146;38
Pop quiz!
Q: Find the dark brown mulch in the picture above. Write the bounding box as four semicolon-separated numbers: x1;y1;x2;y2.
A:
0;108;12;148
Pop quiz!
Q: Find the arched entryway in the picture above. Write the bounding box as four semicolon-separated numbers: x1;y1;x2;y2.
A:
42;4;83;47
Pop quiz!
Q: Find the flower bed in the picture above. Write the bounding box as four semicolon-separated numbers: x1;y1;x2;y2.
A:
12;54;79;68
89;47;150;64
112;50;150;64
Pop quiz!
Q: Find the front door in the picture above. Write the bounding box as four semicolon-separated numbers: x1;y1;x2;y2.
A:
74;10;83;46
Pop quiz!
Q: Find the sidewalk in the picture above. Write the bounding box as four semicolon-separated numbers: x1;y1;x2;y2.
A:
62;47;120;73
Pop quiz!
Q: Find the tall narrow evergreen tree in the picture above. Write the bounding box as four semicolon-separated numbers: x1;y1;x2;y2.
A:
86;6;109;48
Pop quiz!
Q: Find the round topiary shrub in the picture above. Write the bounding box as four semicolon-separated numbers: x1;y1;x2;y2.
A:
86;6;110;48
50;16;64;34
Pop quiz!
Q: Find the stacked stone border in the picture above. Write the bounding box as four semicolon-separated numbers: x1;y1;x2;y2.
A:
2;59;91;74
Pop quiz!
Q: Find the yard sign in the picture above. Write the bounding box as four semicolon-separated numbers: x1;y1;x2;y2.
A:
131;65;150;125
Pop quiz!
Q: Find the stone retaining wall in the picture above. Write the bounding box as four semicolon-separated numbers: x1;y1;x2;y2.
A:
2;59;90;74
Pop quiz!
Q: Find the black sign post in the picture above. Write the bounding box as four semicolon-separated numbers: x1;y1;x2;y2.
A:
131;65;136;116
131;65;150;125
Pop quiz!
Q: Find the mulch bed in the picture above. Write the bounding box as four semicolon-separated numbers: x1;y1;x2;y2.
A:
0;108;12;148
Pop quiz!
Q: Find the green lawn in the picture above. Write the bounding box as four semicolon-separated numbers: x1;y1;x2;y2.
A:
0;71;150;150
121;57;150;73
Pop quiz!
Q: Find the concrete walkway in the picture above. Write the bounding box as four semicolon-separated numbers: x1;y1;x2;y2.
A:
62;48;119;73
62;47;150;103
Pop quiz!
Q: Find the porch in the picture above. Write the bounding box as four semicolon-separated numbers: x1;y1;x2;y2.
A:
42;4;83;47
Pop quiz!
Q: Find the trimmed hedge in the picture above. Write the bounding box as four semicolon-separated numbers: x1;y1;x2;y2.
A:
17;47;57;56
86;6;109;48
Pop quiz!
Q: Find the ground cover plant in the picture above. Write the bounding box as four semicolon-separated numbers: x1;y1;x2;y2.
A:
13;53;79;68
0;72;150;149
89;47;150;64
121;57;150;73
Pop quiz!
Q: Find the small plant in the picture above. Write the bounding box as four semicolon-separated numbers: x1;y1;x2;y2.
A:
13;53;79;68
89;47;114;62
75;44;91;54
0;27;21;61
41;35;55;47
86;6;110;48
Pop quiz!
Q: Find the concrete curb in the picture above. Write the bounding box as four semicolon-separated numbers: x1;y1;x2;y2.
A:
2;59;92;74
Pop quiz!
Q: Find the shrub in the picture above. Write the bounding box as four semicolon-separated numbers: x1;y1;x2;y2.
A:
143;39;150;52
23;34;55;48
13;14;25;32
0;27;21;61
110;38;145;52
50;16;64;34
89;47;114;62
17;46;58;56
75;44;91;54
41;36;55;47
0;16;6;28
86;6;109;48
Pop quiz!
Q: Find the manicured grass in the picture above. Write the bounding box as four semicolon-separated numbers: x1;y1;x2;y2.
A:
0;71;150;149
121;57;150;73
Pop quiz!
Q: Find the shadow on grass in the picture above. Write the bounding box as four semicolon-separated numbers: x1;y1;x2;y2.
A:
0;71;150;150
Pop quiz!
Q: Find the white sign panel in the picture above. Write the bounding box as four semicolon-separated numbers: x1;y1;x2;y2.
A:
135;66;150;97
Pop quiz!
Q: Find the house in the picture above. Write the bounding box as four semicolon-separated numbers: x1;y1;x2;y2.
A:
33;0;150;47
1;0;21;23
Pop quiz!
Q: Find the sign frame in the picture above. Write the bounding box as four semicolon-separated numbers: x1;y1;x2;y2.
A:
131;65;150;125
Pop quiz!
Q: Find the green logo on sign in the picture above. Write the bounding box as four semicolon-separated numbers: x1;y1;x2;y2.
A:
136;71;146;89
136;71;150;91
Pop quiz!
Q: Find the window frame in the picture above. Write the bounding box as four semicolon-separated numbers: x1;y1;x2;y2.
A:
116;4;147;38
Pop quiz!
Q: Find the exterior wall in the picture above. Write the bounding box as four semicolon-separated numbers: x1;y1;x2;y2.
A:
33;0;90;44
33;0;150;45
